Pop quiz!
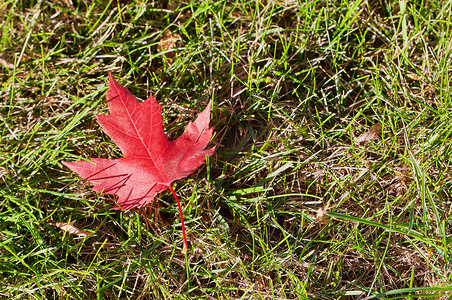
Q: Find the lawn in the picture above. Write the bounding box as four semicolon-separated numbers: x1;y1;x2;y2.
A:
1;0;452;299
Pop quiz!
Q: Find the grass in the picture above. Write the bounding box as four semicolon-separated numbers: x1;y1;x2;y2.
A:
1;0;452;299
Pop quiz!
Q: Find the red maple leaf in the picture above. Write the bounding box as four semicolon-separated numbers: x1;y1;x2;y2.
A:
63;73;214;251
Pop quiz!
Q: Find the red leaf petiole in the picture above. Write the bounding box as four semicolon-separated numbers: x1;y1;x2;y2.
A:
168;185;187;253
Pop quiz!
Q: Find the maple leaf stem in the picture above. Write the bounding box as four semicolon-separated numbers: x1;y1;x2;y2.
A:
168;185;187;253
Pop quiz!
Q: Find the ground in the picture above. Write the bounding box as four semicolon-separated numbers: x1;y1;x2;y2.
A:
1;0;451;299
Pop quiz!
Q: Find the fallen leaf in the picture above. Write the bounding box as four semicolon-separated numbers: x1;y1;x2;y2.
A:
63;73;214;210
0;53;14;69
314;203;330;225
49;221;91;237
62;73;215;251
157;29;181;60
356;123;382;145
